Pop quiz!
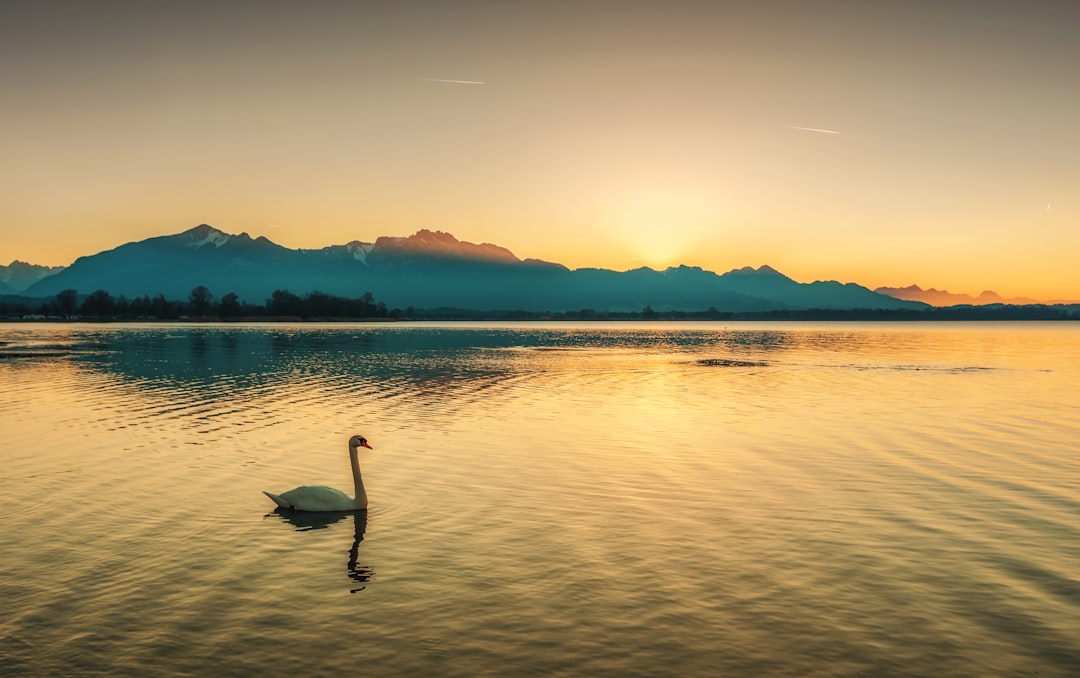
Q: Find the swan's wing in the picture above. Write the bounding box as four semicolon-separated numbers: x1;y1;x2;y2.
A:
277;485;355;511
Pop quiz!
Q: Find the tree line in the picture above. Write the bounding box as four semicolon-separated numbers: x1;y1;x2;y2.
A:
2;287;1076;321
3;286;409;320
369;305;1080;322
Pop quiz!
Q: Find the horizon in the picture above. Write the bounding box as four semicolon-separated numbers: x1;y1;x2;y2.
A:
2;1;1077;301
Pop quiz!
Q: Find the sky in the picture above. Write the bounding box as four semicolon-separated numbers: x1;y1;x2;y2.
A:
2;0;1078;300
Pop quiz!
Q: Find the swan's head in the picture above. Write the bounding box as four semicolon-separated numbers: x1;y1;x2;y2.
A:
350;435;373;450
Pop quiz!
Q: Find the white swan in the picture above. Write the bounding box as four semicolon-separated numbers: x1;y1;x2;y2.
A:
264;435;372;511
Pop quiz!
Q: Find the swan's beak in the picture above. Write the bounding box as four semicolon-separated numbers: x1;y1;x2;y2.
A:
361;441;373;449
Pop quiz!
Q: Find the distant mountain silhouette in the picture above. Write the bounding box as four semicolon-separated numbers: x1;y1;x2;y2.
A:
875;284;1040;307
372;229;523;263
22;225;925;312
0;260;65;293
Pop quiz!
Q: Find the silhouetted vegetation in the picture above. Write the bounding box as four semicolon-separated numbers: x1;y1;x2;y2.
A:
1;288;1077;322
56;288;79;319
189;286;213;316
382;305;1080;322
0;287;404;321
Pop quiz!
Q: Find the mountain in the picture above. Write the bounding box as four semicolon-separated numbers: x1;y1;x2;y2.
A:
875;284;1040;307
23;224;925;312
720;265;914;310
0;260;65;292
24;225;341;303
371;229;521;264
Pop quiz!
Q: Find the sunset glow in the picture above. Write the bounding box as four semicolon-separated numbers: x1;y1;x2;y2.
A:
1;1;1077;301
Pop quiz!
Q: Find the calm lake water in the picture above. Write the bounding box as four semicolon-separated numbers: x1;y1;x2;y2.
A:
1;322;1078;677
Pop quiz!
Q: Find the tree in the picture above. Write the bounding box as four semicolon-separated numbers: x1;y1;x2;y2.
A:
218;292;242;318
268;289;302;316
358;291;376;317
151;294;169;318
189;286;214;316
56;289;79;319
81;289;116;317
305;291;333;317
129;295;151;318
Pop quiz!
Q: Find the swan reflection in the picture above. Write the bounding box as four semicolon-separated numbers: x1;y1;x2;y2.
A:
269;508;375;593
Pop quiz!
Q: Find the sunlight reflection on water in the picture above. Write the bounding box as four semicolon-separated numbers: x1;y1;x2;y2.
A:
1;322;1078;676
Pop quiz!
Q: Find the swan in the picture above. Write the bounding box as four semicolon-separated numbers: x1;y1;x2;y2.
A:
264;434;372;511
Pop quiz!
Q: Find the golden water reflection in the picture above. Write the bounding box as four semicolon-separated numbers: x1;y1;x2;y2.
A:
1;322;1078;676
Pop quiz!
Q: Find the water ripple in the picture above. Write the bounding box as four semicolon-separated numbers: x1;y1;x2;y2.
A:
2;322;1078;677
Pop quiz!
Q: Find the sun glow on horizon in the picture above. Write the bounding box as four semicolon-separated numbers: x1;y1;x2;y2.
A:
603;185;723;271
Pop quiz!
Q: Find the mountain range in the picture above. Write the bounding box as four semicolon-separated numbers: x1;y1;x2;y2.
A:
7;225;931;312
0;260;65;295
872;284;1043;307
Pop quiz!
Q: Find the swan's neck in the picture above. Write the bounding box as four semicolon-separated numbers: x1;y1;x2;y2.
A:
349;444;368;509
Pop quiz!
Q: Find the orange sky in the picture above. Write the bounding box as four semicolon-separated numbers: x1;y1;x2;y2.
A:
1;1;1078;301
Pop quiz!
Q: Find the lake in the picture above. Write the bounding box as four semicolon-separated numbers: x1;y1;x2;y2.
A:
1;322;1078;676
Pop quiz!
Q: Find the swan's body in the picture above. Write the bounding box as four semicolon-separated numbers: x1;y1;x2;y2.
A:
264;485;360;512
264;435;372;511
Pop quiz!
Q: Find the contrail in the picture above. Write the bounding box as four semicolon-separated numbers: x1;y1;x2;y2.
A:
791;126;841;134
421;78;486;85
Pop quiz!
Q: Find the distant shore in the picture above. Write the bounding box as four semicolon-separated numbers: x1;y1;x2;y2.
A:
3;307;1077;323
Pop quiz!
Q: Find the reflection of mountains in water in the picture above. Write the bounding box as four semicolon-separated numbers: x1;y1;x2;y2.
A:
69;326;809;382
270;508;374;594
70;327;522;395
66;325;978;392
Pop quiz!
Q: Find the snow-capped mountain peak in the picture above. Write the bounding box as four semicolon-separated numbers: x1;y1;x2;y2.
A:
343;241;375;263
181;224;230;248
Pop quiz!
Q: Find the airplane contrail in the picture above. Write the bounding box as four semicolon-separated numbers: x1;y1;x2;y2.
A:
421;78;486;85
791;126;841;134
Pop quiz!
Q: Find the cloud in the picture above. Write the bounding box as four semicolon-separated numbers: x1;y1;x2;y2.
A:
791;126;841;135
421;78;486;85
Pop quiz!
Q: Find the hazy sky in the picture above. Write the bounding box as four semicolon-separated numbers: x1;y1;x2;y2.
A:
2;0;1078;299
